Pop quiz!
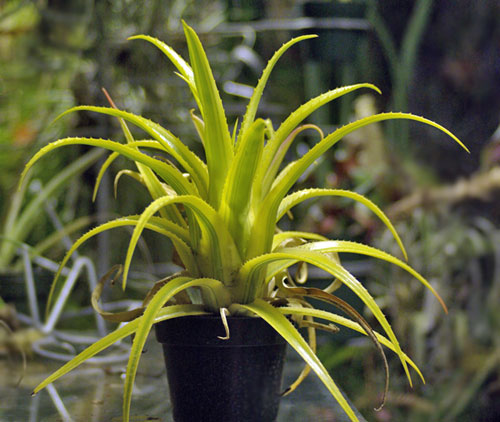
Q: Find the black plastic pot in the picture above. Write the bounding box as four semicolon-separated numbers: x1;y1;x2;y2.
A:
155;314;287;422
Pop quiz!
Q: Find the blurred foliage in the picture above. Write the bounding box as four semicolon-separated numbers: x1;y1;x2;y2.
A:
357;210;499;422
300;93;500;420
0;0;231;269
0;0;97;271
367;0;434;157
1;0;499;420
0;0;78;212
368;0;500;180
302;99;500;422
305;133;500;421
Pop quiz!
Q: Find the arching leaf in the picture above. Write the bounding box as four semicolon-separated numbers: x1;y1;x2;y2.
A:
293;240;447;312
183;21;233;207
279;306;425;383
20;137;195;197
237;249;413;385
272;231;328;250
278;188;408;260
57;106;208;197
127;34;194;85
32;304;208;396
231;299;360;422
122;195;240;289
256;84;381;199
45;216;192;318
237;34;318;147
123;277;229;422
247;112;468;260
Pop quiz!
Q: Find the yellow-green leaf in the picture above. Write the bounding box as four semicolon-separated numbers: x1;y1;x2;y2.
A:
278;188;408;261
232;299;360;422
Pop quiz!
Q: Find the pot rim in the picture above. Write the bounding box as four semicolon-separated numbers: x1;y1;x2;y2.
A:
155;313;287;347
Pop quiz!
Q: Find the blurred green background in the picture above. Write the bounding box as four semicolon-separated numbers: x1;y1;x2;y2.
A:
1;1;499;421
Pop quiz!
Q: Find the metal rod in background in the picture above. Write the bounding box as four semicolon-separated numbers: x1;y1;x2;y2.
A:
21;246;41;329
43;256;106;336
46;383;75;422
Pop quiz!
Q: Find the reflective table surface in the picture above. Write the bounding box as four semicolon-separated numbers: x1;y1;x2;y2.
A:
0;339;367;422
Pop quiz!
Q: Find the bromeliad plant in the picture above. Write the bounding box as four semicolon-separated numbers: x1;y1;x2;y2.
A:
23;22;468;422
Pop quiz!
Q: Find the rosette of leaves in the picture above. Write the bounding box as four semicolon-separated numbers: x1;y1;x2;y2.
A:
22;22;468;422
